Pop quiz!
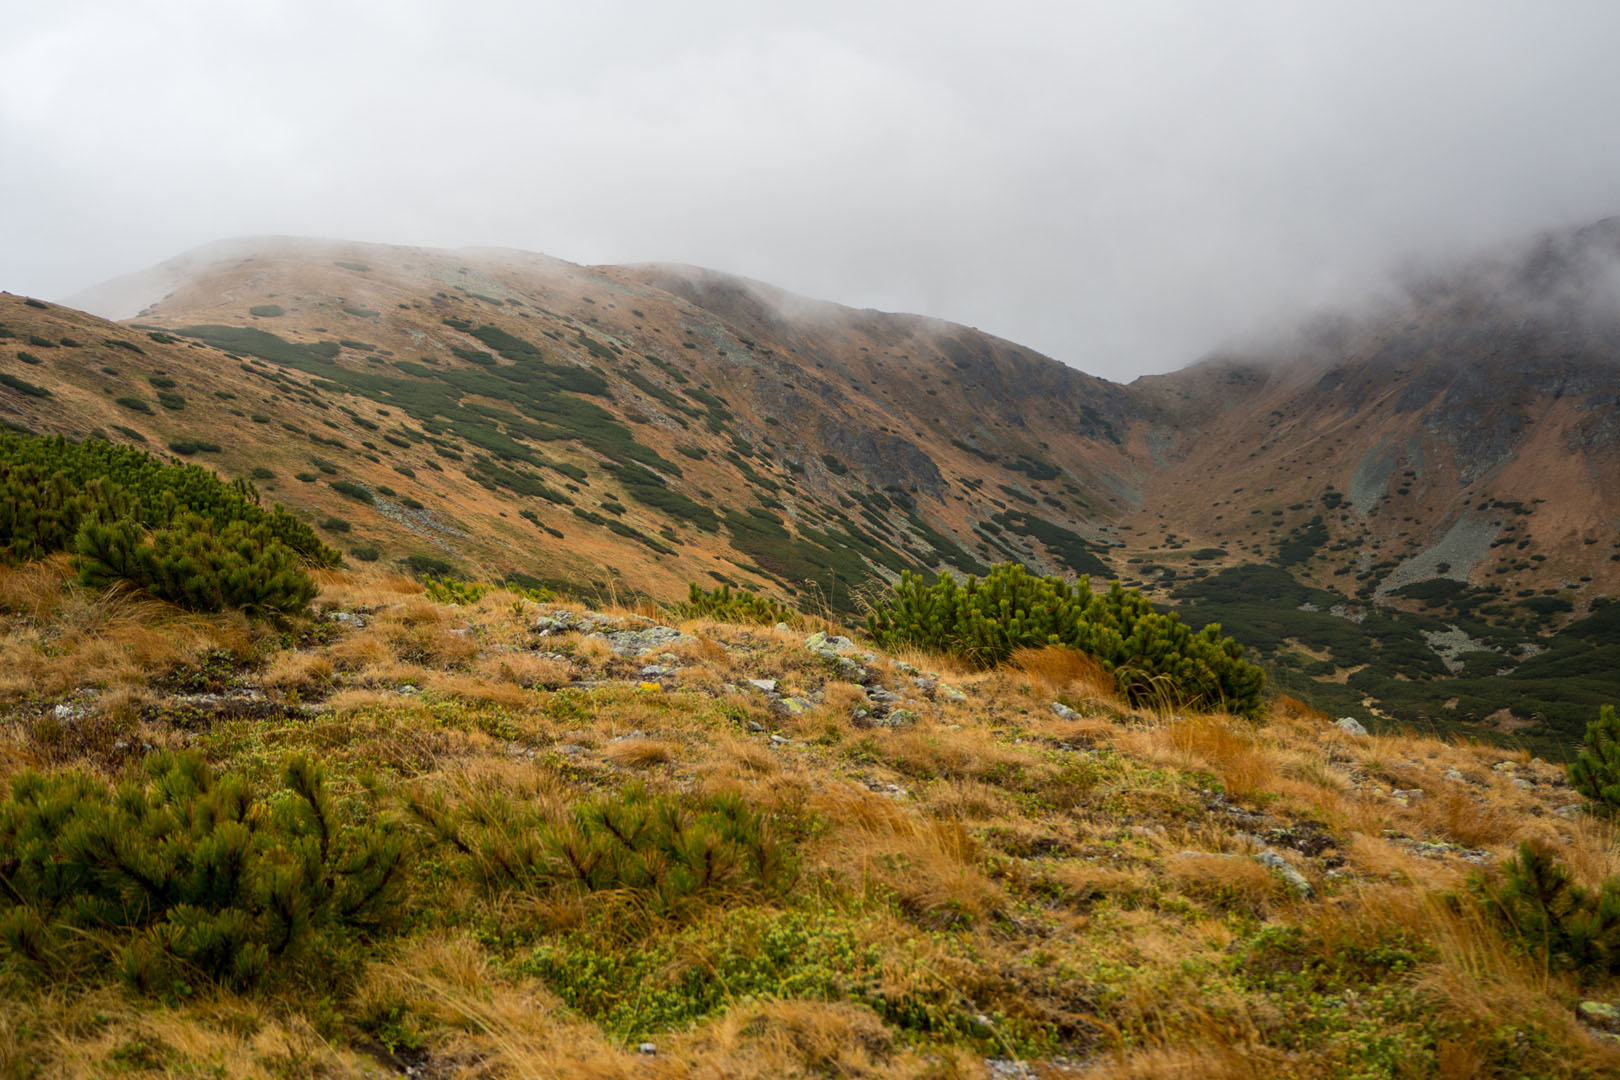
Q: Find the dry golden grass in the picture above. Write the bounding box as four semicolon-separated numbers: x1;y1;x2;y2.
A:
260;651;334;697
1013;644;1119;702
0;555;72;621
1119;715;1276;805
812;787;1005;928
1169;852;1283;912
476;650;573;688
325;626;394;672
420;672;531;710
604;737;677;769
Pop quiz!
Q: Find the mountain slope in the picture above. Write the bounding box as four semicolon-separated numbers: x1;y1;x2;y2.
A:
2;219;1618;751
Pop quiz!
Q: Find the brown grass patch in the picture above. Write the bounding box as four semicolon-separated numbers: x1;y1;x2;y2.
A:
1014;644;1118;701
476;651;574;688
813;787;1004;928
261;652;334;697
1168;852;1281;912
423;672;531;710
604;737;676;768
326;627;393;672
1154;716;1274;804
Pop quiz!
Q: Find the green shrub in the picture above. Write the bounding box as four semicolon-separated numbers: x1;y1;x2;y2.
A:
329;479;374;504
421;576;494;606
295;471;319;483
867;562;1265;716
115;396;152;413
1569;705;1620;813
76;512;319;614
320;516;352;533
0;372;51;398
0;751;407;994
407;782;795;922
674;582;799;627
15;351;41;365
147;375;177;389
522;909;870;1038
157;391;186;410
350;544;381;562
167;439;220;456
1475;840;1620;978
249;304;285;317
250;466;276;480
0;431;335;589
404;553;456;579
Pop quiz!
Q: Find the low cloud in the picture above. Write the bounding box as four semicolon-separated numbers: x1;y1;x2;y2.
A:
5;1;1620;382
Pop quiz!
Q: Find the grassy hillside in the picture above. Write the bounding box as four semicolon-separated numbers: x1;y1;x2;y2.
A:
5;224;1620;753
2;546;1620;1076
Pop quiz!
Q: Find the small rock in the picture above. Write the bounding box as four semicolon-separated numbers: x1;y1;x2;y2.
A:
604;626;691;657
746;678;778;694
1492;761;1517;773
805;632;860;657
1556;803;1584;819
52;703;78;723
1579;1001;1620;1033
1513;777;1535;790
1391;787;1425;803
398;684;420;695
747;720;766;733
774;622;791;632
1255;848;1315;899
878;708;919;728
637;1042;657;1055
775;696;813;716
1444;768;1466;783
939;683;967;703
327;610;366;629
769;733;791;745
532;613;577;635
1051;702;1081;722
552;744;586;756
1334;717;1368;736
639;664;675;678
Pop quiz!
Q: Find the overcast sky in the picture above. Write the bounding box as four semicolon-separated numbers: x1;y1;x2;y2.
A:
4;1;1620;381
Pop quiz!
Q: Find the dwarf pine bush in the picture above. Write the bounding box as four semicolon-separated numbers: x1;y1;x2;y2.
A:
1476;840;1620;978
0;752;408;994
674;582;799;627
1568;705;1620;813
0;431;335;613
866;562;1265;716
406;782;797;921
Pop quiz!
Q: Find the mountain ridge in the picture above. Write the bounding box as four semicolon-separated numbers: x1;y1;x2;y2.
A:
2;217;1618;752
